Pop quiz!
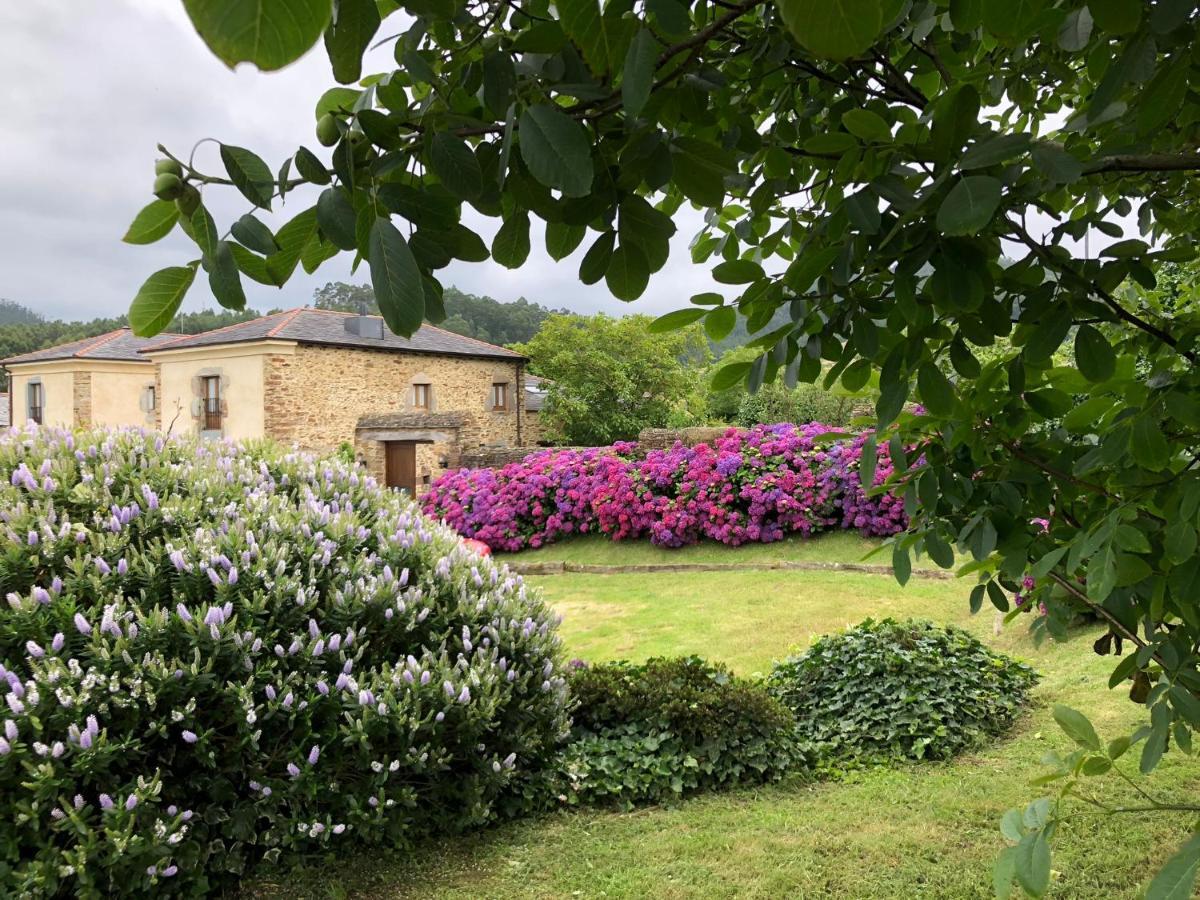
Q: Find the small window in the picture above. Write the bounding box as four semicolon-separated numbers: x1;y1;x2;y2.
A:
202;376;222;431
413;383;431;411
28;382;43;425
492;382;508;411
146;386;156;411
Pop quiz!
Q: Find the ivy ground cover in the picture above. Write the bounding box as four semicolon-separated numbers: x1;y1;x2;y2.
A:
423;423;907;552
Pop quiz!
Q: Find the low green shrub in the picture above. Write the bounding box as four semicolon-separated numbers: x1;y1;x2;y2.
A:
561;657;804;807
0;428;569;897
767;619;1038;766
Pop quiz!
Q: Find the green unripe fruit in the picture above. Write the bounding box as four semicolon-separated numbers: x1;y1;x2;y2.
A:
155;158;183;177
316;114;340;147
176;183;201;216
154;173;184;201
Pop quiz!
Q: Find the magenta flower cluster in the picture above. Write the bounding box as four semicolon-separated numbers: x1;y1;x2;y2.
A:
423;423;908;552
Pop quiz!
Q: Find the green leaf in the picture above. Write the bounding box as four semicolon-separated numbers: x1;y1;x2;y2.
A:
122;200;179;245
1031;144;1084;184
429;133;483;201
220;144;275;210
230;213;279;256
704;306;737;342
1146;832;1200;900
579;232;616;285
518;105;594;198
1089;0;1141;34
1052;705;1101;750
785;246;842;294
492;211;532;269
936;176;1002;236
316;188;358;251
129;266;197;337
892;542;912;586
229;243;275;285
293;146;331;184
917;363;956;415
482;52;517;117
713;259;765;284
959;133;1031;170
557;0;620;74
187;206;220;261
925;532;955;568
182;0;332;70
711;361;752;390
207;240;247;310
546;222;587;261
1074;324;1116;382
860;434;878;488
1131;417;1171;470
778;0;885;60
671;138;736;207
651;308;708;333
1015;831;1051;897
266;206;320;285
842;108;892;142
368;217;424;337
622;28;657;117
1057;6;1094;50
1023;305;1073;362
323;0;380;84
606;244;650;301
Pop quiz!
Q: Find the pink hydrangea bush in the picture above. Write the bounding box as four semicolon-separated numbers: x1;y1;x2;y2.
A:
0;427;569;897
424;423;907;551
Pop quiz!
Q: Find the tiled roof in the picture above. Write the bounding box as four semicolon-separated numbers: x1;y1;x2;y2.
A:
525;374;549;412
144;308;526;361
0;328;181;366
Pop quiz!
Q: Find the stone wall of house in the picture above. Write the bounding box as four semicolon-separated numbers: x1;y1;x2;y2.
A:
263;345;525;485
72;372;92;428
637;426;730;449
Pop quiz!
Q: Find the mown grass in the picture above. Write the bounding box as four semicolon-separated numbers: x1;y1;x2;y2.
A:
250;555;1200;899
494;531;896;569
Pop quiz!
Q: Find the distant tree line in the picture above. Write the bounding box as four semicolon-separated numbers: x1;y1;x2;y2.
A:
0;301;266;390
312;282;566;347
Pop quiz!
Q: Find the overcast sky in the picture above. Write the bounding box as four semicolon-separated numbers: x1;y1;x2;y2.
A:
0;2;726;323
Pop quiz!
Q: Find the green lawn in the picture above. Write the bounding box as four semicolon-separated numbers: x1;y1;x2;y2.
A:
252;555;1200;899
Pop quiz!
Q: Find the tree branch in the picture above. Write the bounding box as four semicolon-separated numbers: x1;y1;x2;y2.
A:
1085;153;1200;175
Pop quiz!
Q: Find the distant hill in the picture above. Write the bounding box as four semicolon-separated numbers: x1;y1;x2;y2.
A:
0;299;44;326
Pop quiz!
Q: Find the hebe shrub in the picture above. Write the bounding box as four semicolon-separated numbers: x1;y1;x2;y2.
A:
424;422;907;551
767;619;1038;766
561;657;803;807
0;428;569;897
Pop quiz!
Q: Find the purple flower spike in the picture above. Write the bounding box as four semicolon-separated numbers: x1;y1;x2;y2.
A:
32;587;50;606
51;633;64;652
182;730;198;744
99;794;114;810
79;731;93;750
125;795;138;811
162;866;178;877
287;763;301;778
307;745;320;766
74;613;91;635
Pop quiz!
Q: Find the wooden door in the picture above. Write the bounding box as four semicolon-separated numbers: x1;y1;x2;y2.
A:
385;442;417;494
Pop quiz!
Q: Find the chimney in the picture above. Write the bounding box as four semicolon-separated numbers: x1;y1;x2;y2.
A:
344;315;385;340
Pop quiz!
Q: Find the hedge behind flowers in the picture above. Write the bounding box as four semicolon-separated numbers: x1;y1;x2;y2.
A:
423;423;907;552
0;428;569;897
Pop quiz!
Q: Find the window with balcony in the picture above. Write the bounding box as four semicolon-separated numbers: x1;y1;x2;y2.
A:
202;375;222;431
27;382;43;424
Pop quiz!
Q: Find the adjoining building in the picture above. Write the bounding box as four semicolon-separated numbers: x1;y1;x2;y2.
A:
1;328;178;430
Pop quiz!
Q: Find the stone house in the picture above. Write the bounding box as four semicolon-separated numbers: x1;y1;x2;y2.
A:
0;328;178;430
141;308;528;492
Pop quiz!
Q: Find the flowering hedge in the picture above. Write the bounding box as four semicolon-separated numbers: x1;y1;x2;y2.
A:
423;424;907;552
0;428;569;896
